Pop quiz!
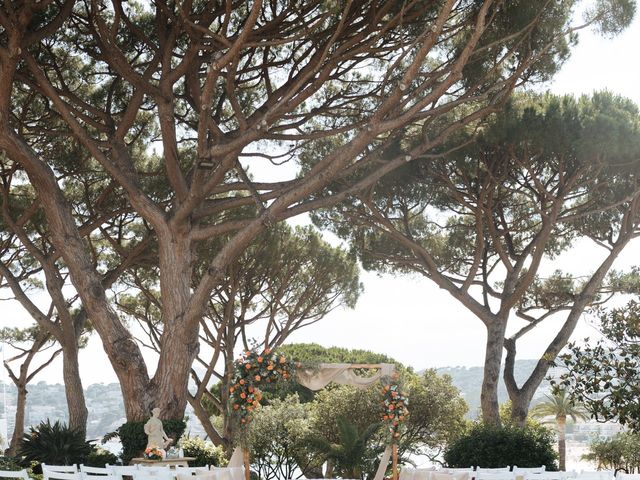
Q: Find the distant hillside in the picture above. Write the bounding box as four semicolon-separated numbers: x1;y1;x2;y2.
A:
435;359;556;418
0;359;555;447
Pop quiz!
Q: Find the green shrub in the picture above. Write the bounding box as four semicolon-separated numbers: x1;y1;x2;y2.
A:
444;422;558;470
179;437;226;468
19;420;92;466
0;456;23;471
84;447;118;467
117;419;187;465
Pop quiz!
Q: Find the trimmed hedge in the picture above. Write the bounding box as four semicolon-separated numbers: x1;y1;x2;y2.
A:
444;423;558;470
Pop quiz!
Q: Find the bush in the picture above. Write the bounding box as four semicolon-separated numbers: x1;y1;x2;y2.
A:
0;456;23;471
444;422;558;470
179;437;226;468
19;420;92;466
117;419;187;465
84;447;119;467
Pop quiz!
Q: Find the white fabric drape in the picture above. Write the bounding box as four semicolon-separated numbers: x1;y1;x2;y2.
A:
228;446;244;467
295;363;395;391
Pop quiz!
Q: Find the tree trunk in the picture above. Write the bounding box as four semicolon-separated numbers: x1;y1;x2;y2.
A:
62;344;88;434
8;384;27;456
557;416;567;471
480;320;507;424
151;231;199;419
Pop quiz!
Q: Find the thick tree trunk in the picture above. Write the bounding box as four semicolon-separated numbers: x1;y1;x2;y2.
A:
151;230;199;419
8;385;27;456
62;345;88;434
557;416;567;471
481;320;507;424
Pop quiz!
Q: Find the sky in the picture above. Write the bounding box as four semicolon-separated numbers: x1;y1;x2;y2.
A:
2;8;640;386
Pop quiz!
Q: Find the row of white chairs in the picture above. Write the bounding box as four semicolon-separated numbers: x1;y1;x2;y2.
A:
400;468;626;480
24;463;244;480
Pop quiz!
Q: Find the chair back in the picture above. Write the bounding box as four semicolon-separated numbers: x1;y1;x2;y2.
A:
131;472;175;480
0;470;30;480
575;472;615;480
477;469;511;475
616;474;640;480
513;467;546;475
475;472;516;480
43;465;79;475
43;472;82;480
209;467;245;480
106;465;140;480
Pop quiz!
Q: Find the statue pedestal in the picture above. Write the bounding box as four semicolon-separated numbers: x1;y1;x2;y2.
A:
130;457;196;468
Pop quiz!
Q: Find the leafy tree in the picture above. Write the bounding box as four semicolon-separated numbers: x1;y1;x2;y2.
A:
530;390;589;471
116;225;360;446
0;0;621;422
556;299;640;431
582;432;640;473
0;326;61;455
246;395;316;480
313;92;640;425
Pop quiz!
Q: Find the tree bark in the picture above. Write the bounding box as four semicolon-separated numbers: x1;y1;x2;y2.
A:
481;320;508;425
8;385;27;456
557;416;567;471
62;344;88;434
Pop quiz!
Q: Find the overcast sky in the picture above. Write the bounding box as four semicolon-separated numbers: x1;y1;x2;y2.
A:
2;9;640;385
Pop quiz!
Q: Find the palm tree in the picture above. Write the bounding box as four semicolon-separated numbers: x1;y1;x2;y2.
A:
305;417;382;479
531;389;589;471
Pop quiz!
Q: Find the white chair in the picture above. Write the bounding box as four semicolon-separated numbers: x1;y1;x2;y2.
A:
434;472;472;480
616;474;640;480
526;473;567;480
209;467;244;480
476;469;512;475
106;465;140;480
80;466;115;480
475;472;516;480
174;467;210;476
513;468;546;475
401;468;437;480
574;472;615;480
0;470;30;480
43;465;79;475
132;472;175;480
43;473;82;480
176;473;216;480
43;465;81;480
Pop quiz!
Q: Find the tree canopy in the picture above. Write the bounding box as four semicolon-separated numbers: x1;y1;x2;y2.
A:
312;91;640;424
0;0;635;425
556;299;640;432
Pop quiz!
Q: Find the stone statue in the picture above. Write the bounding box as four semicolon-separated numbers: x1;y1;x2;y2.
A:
144;407;172;449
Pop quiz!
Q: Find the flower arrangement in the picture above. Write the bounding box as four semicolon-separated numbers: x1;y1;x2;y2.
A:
229;347;296;425
143;446;166;460
381;383;409;441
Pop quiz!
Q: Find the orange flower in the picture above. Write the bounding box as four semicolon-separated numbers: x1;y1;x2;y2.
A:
253;400;259;407
245;364;252;369
391;391;398;398
233;404;239;410
247;406;253;411
283;373;289;379
241;418;246;424
240;392;246;399
248;386;254;393
264;348;272;354
279;356;286;364
257;356;264;363
255;375;261;381
229;387;235;393
389;404;395;410
388;414;395;419
399;416;405;421
267;364;274;371
383;415;389;420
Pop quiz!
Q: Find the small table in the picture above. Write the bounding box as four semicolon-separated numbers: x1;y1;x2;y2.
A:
131;457;195;468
